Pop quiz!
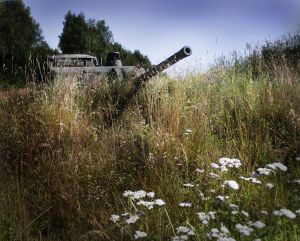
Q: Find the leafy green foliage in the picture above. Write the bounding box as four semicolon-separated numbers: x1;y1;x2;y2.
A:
0;0;55;85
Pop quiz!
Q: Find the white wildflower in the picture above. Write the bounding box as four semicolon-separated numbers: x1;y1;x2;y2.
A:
260;210;268;215
136;200;155;209
239;176;251;181
217;238;236;241
147;192;155;198
251;221;266;229
220;225;230;234
224;180;239;190
266;162;287;171
121;212;129;217
110;214;120;223
295;209;300;215
273;208;296;219
219;157;231;166
220;166;229;172
209;172;221;179
253;239;262;241
229;204;239;210
184;128;192;135
296;157;300;161
235;224;254;236
198;211;216;225
266;163;276;170
256;168;273;176
125;214;139;224
196;168;205;173
176;226;190;234
231;158;242;168
231;211;239;215
134;231;148;239
266;183;274;189
273;162;288;171
293;179;300;184
239;176;261;184
133;190;147;199
211;162;220;169
219;157;242;169
199;191;204;198
172;235;188;241
207;228;220;238
183;183;194;188
251;178;261;184
179;202;192;207
123;190;147;200
123;190;134;197
154;199;166;206
176;226;195;236
206;224;233;240
216;195;229;202
241;210;249;217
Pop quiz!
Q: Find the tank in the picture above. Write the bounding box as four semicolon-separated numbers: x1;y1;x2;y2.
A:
48;46;192;83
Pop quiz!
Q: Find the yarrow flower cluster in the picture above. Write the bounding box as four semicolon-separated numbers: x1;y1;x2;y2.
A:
256;167;273;176
110;213;140;224
273;208;296;219
172;226;195;241
206;224;235;240
208;172;221;180
235;224;254;236
241;211;249;217
196;168;205;173
111;190;166;228
239;176;261;184
229;204;239;210
125;214;140;224
123;190;154;200
224;180;239;190
216;195;229;202
179;202;192;207
293;179;300;184
134;230;148;239
266;162;287;172
136;199;165;209
255;162;288;176
210;157;242;172
248;221;266;229
122;190;165;210
198;211;216;225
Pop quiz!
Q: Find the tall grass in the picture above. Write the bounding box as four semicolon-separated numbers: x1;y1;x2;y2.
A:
0;38;300;240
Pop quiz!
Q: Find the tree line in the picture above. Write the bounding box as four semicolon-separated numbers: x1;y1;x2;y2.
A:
0;0;151;86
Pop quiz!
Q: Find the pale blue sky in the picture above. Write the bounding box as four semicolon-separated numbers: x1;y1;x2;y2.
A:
23;0;300;70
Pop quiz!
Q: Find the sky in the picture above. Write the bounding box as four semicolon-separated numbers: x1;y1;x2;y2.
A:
23;0;300;71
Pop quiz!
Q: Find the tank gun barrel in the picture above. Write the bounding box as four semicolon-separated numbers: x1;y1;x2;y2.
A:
133;46;192;88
